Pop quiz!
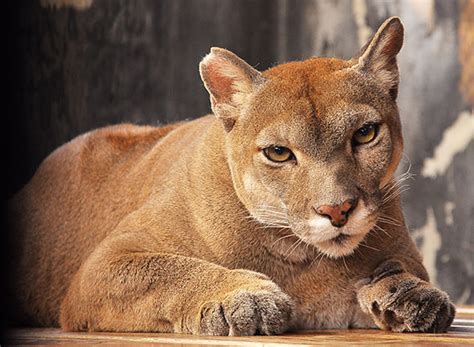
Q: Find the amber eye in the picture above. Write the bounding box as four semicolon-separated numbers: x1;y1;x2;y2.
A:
263;146;294;163
353;123;379;146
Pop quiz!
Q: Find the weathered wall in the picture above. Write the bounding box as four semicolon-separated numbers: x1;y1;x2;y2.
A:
5;0;473;304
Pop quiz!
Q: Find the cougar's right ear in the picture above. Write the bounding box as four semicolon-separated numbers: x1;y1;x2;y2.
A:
199;47;265;132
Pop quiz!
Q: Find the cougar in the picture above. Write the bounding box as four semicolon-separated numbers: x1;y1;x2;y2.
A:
8;17;455;335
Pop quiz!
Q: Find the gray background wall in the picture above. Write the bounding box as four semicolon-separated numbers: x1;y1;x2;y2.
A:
5;0;473;304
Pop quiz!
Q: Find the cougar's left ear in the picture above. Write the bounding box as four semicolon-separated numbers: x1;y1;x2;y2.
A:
353;17;404;100
200;47;265;132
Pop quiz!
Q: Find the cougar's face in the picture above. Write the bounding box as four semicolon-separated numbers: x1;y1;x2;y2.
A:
227;59;403;258
200;19;405;258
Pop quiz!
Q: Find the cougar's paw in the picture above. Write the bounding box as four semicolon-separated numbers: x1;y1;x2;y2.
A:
358;267;455;333
198;283;294;336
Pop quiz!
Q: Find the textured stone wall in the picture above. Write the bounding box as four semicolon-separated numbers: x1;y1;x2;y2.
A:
5;0;473;304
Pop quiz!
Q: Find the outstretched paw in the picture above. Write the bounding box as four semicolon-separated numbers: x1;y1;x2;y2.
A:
357;260;455;333
198;276;294;336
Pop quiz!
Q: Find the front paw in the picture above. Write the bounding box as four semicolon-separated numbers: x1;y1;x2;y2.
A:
197;276;294;336
358;271;455;332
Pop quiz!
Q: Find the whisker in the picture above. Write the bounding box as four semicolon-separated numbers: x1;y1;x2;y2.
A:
370;228;385;240
257;225;291;230
385;187;411;204
381;157;415;210
377;217;401;227
382;185;410;205
254;219;290;227
359;242;380;252
342;256;350;272
251;217;290;226
309;250;325;269
270;233;296;248
247;203;293;231
373;224;391;238
246;211;290;222
382;181;400;195
378;213;401;223
316;252;326;270
383;183;409;199
255;205;288;213
284;239;304;260
283;239;300;259
253;208;288;216
250;213;289;222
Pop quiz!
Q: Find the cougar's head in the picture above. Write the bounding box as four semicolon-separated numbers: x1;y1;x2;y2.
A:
199;17;404;258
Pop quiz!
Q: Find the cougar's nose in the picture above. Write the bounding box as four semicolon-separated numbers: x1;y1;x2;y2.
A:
315;198;358;227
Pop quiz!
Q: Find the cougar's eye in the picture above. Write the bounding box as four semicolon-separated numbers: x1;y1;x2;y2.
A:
353;123;379;146
263;146;294;163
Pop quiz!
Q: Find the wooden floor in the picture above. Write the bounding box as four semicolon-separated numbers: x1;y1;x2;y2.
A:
5;307;474;346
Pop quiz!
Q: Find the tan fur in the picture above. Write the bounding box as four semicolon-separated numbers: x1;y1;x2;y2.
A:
8;17;454;335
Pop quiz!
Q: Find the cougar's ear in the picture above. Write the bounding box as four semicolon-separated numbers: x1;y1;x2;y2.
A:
200;47;265;131
354;17;404;100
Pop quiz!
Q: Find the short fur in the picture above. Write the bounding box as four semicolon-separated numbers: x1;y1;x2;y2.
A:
8;17;454;335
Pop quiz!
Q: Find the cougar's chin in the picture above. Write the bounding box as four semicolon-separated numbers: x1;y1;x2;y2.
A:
315;233;367;258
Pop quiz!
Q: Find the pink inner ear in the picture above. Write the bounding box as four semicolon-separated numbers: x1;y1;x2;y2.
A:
206;61;236;103
381;30;402;58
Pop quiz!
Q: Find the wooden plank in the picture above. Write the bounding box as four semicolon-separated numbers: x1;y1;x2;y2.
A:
5;327;474;346
5;306;474;346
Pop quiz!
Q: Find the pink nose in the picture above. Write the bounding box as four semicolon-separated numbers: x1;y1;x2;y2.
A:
315;198;358;227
